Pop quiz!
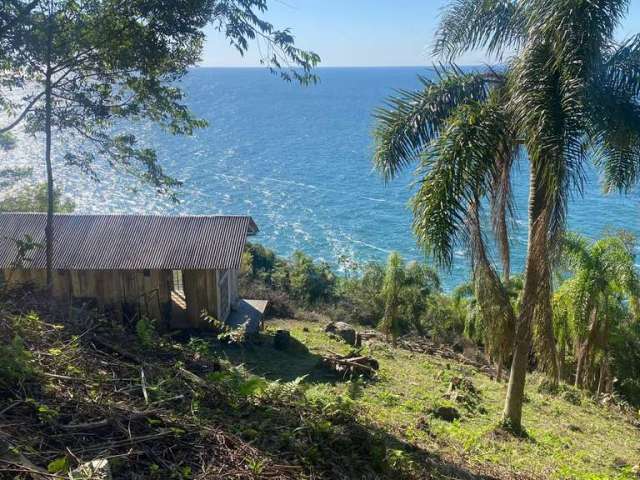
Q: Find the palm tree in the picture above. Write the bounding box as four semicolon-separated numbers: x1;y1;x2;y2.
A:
380;252;405;346
556;232;639;390
373;1;640;432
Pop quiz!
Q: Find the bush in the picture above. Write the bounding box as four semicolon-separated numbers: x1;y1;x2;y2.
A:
135;316;157;349
0;335;32;387
288;251;336;305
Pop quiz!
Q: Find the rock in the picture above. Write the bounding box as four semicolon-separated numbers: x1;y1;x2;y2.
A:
429;405;461;422
69;459;112;480
273;330;290;350
325;321;359;346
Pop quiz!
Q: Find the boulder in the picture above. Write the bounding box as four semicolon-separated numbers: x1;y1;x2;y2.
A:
325;321;359;346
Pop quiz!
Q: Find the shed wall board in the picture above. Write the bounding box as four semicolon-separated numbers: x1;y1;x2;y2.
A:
183;269;219;327
3;268;171;322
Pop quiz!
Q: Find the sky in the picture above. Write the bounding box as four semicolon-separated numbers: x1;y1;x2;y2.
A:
202;0;640;67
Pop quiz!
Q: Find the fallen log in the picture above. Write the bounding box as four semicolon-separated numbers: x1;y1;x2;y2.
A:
398;337;502;380
320;352;379;378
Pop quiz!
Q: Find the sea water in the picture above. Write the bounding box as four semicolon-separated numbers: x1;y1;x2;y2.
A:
2;67;638;289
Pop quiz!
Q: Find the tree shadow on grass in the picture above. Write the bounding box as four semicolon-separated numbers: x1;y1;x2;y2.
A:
210;331;348;384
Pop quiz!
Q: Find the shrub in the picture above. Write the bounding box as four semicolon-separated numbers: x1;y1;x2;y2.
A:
135;316;157;349
0;335;32;387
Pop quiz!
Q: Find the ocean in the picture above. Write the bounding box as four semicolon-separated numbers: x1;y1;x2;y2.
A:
2;67;639;289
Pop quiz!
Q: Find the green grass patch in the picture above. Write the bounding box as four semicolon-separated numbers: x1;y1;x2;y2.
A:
208;317;640;480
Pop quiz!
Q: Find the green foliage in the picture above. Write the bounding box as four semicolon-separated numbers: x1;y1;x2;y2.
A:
0;335;32;387
0;132;16;150
243;242;277;279
241;244;336;307
47;456;70;474
135;316;157;350
288;251;336;305
380;252;405;344
241;243;464;341
377;251;457;341
554;231;640;393
335;261;386;325
421;293;465;343
0;0;319;206
0;182;74;213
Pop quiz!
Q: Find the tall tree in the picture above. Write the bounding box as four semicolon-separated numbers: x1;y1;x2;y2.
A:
0;0;319;288
374;0;640;432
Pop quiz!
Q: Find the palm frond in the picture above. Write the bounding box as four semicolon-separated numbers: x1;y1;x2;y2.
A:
433;0;526;61
527;0;630;75
510;42;587;243
603;35;640;97
411;99;508;267
588;38;640;192
373;68;489;181
467;200;516;362
488;108;518;281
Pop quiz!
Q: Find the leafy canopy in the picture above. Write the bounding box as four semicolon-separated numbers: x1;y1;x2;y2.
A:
0;0;319;197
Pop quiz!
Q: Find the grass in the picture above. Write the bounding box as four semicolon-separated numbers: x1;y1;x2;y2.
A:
211;316;640;480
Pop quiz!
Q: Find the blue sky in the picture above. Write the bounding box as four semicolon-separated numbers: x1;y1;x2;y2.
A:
202;0;640;67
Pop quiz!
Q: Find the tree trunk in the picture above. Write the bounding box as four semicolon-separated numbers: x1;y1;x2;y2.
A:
44;8;54;291
502;166;549;432
574;344;587;388
534;285;560;385
575;307;598;389
596;357;607;397
596;316;611;396
497;163;511;284
558;341;566;381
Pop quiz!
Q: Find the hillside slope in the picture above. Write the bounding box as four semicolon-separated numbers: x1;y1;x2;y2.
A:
1;298;639;479
220;317;640;480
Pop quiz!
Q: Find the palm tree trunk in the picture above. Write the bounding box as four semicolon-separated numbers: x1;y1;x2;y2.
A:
44;9;54;292
574;345;587;388
558;341;566;381
596;357;607;397
535;284;560;385
596;316;611;396
502;166;549;432
497;163;511;284
575;307;598;389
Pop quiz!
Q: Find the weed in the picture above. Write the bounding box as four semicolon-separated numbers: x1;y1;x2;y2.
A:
0;335;32;387
135;316;157;349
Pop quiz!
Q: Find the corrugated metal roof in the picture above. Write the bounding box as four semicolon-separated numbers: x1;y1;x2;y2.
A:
0;213;258;270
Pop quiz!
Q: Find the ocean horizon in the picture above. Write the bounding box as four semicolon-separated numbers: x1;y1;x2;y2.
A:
2;67;638;289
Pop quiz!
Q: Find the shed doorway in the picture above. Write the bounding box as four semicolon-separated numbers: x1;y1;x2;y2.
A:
171;270;187;325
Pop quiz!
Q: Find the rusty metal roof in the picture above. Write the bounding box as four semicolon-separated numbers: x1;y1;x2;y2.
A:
0;213;258;270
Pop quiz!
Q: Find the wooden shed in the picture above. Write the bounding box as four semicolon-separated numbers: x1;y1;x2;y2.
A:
0;213;258;328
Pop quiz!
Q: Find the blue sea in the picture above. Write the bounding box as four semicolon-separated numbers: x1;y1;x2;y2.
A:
3;67;639;289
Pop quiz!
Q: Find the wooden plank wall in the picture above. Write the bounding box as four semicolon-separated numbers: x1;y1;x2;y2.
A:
182;269;218;327
2;268;172;322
